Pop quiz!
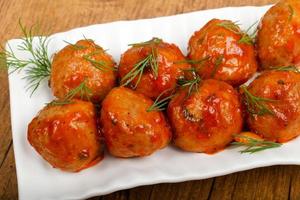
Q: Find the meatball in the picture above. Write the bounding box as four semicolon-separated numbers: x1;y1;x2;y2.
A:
167;79;243;154
188;19;258;86
241;70;300;143
50;39;117;102
118;38;191;99
257;0;300;69
27;100;103;172
100;87;171;157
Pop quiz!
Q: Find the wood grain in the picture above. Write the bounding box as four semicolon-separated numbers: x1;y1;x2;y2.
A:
2;0;300;200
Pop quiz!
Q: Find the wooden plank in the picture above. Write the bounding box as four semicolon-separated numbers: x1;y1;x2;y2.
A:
234;166;291;200
101;190;129;200
0;70;11;168
209;173;239;200
128;185;153;200
289;166;300;200
0;146;17;200
209;166;293;200
149;179;214;200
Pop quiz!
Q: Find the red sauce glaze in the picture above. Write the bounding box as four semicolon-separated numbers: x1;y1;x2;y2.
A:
118;40;191;99
256;0;300;69
167;79;243;154
188;19;258;86
64;73;86;89
50;39;117;103
243;70;300;143
100;87;171;157
27;100;103;172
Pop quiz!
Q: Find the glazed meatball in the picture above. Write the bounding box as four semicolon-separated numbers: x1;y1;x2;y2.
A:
241;70;300;142
257;0;300;69
118;38;191;99
100;87;171;157
188;19;258;86
51;39;116;102
167;79;243;154
28;100;103;172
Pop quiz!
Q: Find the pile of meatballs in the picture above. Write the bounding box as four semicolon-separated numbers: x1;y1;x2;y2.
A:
28;0;300;172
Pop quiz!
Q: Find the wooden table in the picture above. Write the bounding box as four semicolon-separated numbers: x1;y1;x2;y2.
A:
2;0;300;199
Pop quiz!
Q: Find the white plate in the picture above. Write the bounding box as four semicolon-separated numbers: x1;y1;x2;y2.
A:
8;4;300;200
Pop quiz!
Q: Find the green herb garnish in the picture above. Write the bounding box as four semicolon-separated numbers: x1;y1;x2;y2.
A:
48;79;92;106
210;55;223;77
147;89;175;112
232;134;281;154
271;65;300;73
288;4;294;21
63;40;86;50
177;68;201;97
121;38;162;88
0;20;51;96
241;85;276;116
217;21;258;45
83;50;116;71
82;34;94;43
238;22;258;45
217;21;241;34
128;37;162;47
121;47;158;88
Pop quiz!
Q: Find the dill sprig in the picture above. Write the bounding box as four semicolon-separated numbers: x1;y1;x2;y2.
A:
121;47;158;88
48;79;92;106
217;21;241;34
270;65;300;73
147;89;175;112
0;45;29;73
128;37;162;47
149;47;159;78
83;50;116;71
232;134;281;154
241;85;276;116
177;76;201;96
121;38;162;88
63;40;86;50
82;34;94;42
238;22;258;45
288;4;294;21
147;67;202;112
210;55;223;77
217;20;257;45
0;20;51;96
64;38;114;71
177;68;201;97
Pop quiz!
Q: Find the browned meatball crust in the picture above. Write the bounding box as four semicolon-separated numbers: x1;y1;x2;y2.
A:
188;19;258;86
257;0;300;69
242;70;300;142
28;100;103;172
118;38;191;99
51;39;117;102
168;79;243;154
100;87;171;157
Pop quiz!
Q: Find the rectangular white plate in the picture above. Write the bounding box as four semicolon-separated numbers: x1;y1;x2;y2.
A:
8;4;300;200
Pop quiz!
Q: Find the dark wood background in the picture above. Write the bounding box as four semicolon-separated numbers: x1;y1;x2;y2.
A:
2;0;300;199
